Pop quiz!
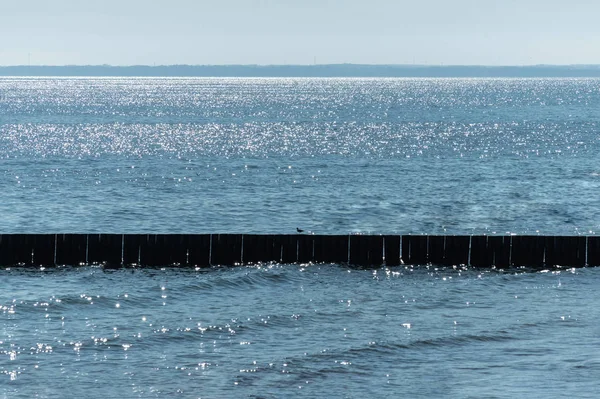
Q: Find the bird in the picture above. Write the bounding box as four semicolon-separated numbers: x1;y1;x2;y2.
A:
296;227;304;233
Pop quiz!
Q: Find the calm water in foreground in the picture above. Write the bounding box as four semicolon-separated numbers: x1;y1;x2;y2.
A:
2;265;600;398
1;77;600;397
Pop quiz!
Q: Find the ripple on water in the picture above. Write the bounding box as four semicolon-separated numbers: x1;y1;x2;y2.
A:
0;265;598;396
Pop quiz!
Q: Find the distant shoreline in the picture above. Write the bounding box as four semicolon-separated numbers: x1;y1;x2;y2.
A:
1;64;600;77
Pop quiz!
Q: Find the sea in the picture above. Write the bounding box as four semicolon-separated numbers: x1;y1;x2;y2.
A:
1;77;600;398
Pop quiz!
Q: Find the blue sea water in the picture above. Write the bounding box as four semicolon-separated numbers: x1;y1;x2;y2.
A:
3;265;600;398
1;77;599;234
1;77;600;397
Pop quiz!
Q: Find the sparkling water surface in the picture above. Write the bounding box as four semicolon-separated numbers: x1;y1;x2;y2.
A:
2;265;599;398
2;77;600;397
1;77;599;234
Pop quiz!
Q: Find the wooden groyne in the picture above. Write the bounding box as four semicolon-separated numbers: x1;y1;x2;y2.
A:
0;234;596;268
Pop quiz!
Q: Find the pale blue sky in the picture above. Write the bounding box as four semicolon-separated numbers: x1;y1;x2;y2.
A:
1;0;599;66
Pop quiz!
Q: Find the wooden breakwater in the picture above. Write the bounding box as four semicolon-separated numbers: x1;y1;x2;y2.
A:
0;234;597;268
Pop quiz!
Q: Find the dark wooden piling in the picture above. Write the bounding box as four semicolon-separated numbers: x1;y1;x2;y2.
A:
470;236;511;268
402;235;429;265
427;235;446;265
349;235;383;266
411;235;470;266
280;235;299;263
0;233;597;269
314;235;349;264
137;234;188;267
586;236;600;266
56;234;87;266
383;235;401;266
24;234;53;266
0;234;25;265
470;235;491;267
35;234;56;265
0;234;54;266
444;235;471;266
211;234;242;265
123;234;142;265
545;236;586;267
296;235;314;263
187;234;211;267
511;236;545;268
87;234;123;266
243;235;281;264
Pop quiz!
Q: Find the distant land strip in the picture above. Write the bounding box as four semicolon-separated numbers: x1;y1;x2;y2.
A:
1;64;600;77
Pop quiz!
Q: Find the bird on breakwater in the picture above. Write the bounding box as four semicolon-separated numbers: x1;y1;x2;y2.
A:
296;227;304;233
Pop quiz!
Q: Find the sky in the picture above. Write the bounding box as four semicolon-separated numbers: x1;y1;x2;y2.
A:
1;0;599;66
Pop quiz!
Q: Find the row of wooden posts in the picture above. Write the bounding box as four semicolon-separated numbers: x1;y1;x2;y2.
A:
0;234;597;268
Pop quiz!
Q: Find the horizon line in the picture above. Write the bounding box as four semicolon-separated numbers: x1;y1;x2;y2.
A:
2;63;600;68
